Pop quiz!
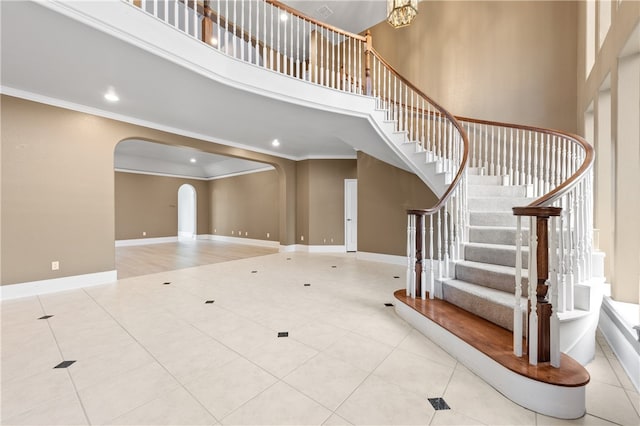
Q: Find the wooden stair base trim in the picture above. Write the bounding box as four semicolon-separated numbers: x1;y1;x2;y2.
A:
394;290;590;387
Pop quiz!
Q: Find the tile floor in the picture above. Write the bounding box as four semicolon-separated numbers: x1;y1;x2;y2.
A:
1;252;638;425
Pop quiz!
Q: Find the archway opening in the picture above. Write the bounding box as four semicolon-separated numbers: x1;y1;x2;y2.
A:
178;184;197;240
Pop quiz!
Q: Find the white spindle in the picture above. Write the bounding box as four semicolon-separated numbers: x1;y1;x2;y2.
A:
193;0;197;38
550;215;560;367
421;215;427;300
174;0;179;27
514;215;523;357
443;204;450;278
407;215;412;297
437;210;443;280
429;215;435;299
529;216;538;365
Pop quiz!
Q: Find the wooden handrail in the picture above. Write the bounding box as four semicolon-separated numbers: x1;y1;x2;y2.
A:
368;47;469;216
457;115;595;210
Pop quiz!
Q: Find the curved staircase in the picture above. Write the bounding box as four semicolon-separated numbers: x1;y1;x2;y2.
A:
31;0;604;419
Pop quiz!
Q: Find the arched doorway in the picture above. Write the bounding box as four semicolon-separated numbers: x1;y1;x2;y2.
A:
178;184;197;240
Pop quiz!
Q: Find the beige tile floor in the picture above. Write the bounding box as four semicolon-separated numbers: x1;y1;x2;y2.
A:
1;252;638;425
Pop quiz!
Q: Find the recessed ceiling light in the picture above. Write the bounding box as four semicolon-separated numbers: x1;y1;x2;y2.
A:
272;139;280;147
104;91;119;102
190;158;197;163
210;37;218;46
280;13;288;22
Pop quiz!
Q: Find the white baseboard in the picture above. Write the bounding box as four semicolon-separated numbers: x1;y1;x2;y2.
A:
357;251;407;265
115;236;178;247
278;244;346;253
0;270;118;301
206;234;280;248
599;297;640;392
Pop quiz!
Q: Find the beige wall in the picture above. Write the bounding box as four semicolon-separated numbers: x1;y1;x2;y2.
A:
368;0;578;133
577;1;640;303
0;95;295;285
210;170;279;241
296;159;357;245
357;152;437;256
114;172;210;240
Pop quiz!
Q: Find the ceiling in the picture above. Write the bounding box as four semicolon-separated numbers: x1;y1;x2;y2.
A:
115;140;273;179
0;1;399;178
285;1;387;34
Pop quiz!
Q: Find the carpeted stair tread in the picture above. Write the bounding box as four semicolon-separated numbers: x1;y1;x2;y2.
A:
441;279;527;332
455;260;529;294
468;226;529;246
468;196;536;212
464;242;529;268
468;184;529;197
469;211;529;227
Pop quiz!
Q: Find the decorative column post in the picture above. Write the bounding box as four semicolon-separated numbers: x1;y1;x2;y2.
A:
415;214;423;298
201;0;214;46
364;30;372;96
513;206;562;363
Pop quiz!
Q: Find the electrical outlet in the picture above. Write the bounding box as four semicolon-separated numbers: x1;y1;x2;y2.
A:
142;231;146;236
331;238;334;243
323;238;326;243
266;232;270;238
245;232;248;236
301;235;304;241
214;228;217;233
232;230;234;235
51;261;59;271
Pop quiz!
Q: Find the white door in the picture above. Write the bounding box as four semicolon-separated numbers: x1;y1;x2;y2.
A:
345;179;357;252
178;184;197;240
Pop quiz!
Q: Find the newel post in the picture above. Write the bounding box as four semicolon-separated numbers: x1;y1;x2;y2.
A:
513;206;562;363
364;30;372;96
201;0;214;46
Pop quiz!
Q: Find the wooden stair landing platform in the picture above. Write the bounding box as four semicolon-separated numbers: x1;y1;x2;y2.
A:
394;289;590;387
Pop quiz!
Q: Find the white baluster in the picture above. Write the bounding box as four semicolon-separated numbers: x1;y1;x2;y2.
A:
545;134;551;193
509;128;514;185
437;210;443;281
533;132;539;196
421;215;427;300
490;125;495;175
193;0;197;38
484;124;489;173
550;215;560;367
529;216;538;365
514;215;523;357
163;0;168;21
429;214;435;299
558;207;566;312
174;0;179;28
443;204;450;278
183;0;188;36
527;131;533;186
566;190;575;310
496;125;501;176
539;134;545;197
263;1;267;66
406;215;412;297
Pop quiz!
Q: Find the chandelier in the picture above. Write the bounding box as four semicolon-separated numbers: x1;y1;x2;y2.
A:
387;0;418;28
